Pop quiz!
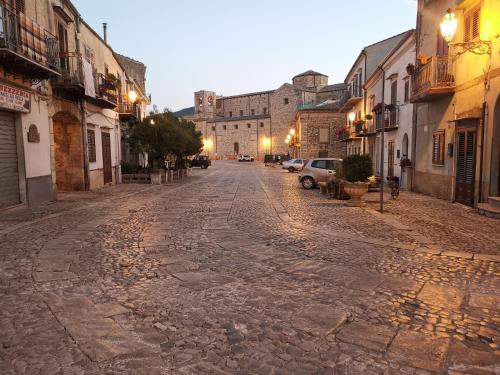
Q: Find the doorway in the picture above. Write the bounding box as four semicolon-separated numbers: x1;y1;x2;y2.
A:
388;140;395;177
53;112;84;191
234;142;239;155
491;96;500;196
455;125;477;206
101;132;112;184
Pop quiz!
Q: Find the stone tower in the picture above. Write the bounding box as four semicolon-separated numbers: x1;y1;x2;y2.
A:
194;90;216;118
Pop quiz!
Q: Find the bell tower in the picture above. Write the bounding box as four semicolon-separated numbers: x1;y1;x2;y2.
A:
194;90;216;118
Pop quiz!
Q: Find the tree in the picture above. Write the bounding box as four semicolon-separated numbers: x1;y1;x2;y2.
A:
129;112;202;170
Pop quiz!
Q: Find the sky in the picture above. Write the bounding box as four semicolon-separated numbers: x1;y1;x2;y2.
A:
73;0;417;112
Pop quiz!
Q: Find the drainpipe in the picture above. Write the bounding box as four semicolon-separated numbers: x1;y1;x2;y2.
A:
379;66;386;213
410;0;423;192
362;50;367;154
478;101;487;203
75;15;89;190
103;23;108;44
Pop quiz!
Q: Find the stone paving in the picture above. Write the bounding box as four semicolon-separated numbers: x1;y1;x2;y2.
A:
0;161;498;374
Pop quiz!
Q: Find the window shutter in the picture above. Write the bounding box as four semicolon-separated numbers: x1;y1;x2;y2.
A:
472;7;480;40
464;15;471;42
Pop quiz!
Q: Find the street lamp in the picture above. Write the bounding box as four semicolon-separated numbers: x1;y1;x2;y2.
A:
440;9;457;43
440;8;492;55
128;90;138;103
150;119;155;125
289;128;296;136
348;112;356;123
285;139;290;144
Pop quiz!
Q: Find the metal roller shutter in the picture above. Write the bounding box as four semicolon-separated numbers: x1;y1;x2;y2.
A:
0;111;20;208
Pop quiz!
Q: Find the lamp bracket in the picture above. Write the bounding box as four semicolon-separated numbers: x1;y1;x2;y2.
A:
449;40;492;57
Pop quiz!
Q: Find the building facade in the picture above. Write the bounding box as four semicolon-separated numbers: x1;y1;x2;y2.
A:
365;31;416;190
0;0;149;209
185;71;346;160
411;0;500;213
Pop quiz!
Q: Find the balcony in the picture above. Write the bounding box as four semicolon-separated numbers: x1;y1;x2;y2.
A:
118;101;138;121
0;5;60;80
411;56;455;103
51;52;85;101
375;106;399;131
95;73;118;109
339;89;363;113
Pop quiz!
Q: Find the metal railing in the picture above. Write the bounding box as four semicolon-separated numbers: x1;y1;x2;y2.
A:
411;56;454;99
118;100;136;114
0;5;59;69
56;52;83;85
375;106;399;130
96;73;118;104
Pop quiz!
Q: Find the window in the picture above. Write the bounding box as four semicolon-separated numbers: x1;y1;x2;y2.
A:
212;126;216;131
229;111;232;117
284;98;289;105
260;122;264;128
234;124;238;130
404;80;410;103
223;125;227;130
464;6;480;42
251;109;255;116
240;110;243;117
87;129;96;162
311;160;328;169
84;45;95;65
432;131;445;165
319;128;329;144
327;160;337;170
263;107;267;115
390;80;397;105
247;123;251;129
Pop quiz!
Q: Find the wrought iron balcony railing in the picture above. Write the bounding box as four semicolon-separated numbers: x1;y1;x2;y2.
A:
96;73;118;107
0;4;60;79
411;55;455;102
375;105;399;131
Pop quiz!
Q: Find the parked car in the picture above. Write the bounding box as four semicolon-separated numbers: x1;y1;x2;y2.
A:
298;158;342;189
238;154;255;162
190;155;211;169
282;159;304;172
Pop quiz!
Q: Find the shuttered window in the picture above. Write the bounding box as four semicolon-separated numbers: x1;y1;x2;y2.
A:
464;6;480;42
319;128;329;143
432;131;445;165
404;80;410;103
87;129;96;162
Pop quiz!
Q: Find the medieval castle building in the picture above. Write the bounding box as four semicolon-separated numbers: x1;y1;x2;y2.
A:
182;71;346;160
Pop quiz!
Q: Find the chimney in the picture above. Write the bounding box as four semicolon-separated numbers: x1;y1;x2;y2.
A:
103;23;107;43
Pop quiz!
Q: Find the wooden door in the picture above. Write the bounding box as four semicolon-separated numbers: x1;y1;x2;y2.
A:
101;132;112;184
455;128;476;206
0;111;20;208
388;140;395;177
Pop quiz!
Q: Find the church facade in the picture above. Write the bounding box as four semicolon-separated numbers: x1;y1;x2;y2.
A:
184;71;346;160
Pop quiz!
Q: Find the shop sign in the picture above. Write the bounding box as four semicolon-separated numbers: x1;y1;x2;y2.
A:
0;83;31;113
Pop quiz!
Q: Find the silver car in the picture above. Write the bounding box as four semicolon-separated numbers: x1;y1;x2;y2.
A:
298;158;342;189
282;159;304;172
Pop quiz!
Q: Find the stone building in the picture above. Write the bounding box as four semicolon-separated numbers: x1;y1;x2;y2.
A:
411;0;500;214
0;0;149;209
182;71;346;160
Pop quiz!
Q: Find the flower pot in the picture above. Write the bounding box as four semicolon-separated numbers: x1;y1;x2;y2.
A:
344;182;369;207
150;172;162;185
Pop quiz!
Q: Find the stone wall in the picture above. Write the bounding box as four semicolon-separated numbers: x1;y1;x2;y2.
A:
296;111;345;160
270;84;302;155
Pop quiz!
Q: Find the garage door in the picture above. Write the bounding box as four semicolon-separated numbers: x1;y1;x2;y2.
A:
0;111;20;208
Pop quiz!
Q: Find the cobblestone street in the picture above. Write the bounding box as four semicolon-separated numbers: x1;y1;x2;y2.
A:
0;161;499;375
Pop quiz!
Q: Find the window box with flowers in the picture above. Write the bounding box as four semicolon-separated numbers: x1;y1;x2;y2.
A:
336;126;350;141
354;119;365;133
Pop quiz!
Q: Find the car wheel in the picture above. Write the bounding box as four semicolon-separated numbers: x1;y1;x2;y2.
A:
301;176;315;189
288;166;295;173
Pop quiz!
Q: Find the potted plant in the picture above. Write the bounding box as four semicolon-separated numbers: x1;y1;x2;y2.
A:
341;154;373;207
336;126;349;140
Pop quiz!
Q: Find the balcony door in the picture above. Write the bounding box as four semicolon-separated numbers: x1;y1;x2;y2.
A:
58;22;69;71
455;124;477;207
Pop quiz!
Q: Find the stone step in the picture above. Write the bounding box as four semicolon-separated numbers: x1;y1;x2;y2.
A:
478;202;500;219
487;196;500;209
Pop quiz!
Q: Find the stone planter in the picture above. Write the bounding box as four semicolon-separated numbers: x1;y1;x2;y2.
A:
150;172;162;185
344;182;369;207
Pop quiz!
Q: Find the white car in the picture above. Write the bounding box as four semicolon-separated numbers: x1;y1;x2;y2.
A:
238;154;254;162
282;159;304;172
